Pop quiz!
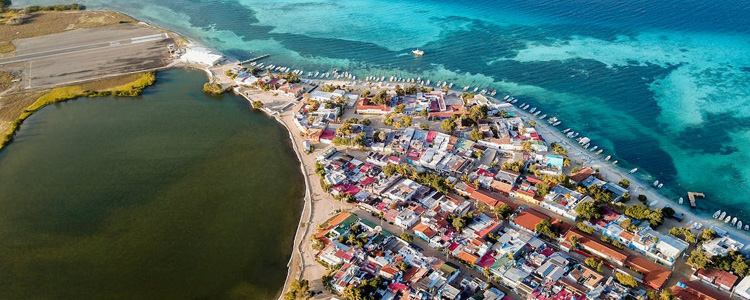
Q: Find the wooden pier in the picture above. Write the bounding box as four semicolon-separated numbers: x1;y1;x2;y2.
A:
239;54;270;65
687;192;705;208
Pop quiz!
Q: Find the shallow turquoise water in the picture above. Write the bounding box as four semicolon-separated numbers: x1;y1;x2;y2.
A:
12;1;750;219
0;68;305;299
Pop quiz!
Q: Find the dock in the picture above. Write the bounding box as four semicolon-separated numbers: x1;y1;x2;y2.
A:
239;54;270;65
687;192;705;208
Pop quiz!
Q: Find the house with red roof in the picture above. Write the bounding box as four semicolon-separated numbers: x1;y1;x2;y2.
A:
511;209;551;234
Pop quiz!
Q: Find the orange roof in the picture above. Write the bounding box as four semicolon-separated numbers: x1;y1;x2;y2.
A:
697;268;738;288
314;212;353;240
381;264;399;276
625;255;671;290
491;179;514;194
413;223;437;238
619;230;634;241
671;279;732;300
513;209;551;232
564;230;629;263
458;251;479;264
471;189;516;208
570;167;595;183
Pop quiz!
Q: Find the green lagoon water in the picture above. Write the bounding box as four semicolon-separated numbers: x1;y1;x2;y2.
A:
0;68;305;300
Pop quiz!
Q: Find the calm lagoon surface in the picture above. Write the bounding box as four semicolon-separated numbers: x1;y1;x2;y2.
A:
0;68;304;300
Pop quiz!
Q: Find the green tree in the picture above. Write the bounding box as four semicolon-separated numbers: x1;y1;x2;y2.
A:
397;261;410;271
576;222;595;235
401;116;412;127
493;204;512;219
441;119;456;132
420;124;430;130
394;104;405;113
659;290;674;300
283;279;309;300
534;219;557;239
615;273;638;288
687;249;710;270
701;229;717;242
575;202;602;220
400;233;414;243
585;257;598;269
618;179;630;188
469;128;483;141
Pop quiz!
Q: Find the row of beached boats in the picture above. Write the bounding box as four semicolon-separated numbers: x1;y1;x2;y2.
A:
713;210;749;231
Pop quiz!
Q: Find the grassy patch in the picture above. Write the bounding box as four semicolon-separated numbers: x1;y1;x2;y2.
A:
0;72;157;151
0;70;14;91
0;41;14;53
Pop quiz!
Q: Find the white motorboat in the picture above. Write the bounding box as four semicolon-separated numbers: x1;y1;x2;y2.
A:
412;49;424;56
720;211;727;219
745;225;749;231
571;132;579;138
590;146;598;152
539;114;547;119
449;83;454;88
732;217;738;226
530;107;537;113
738;221;743;230
464;86;470;91
658;183;663;188
583;143;590;149
629;168;638;174
533;111;541;116
605;155;611;161
563;128;571;133
714;210;721;218
474;87;479;92
553;121;561;126
511;99;518;104
504;95;510;100
596;149;603;155
613;160;618;165
725;216;732;223
653;180;659;187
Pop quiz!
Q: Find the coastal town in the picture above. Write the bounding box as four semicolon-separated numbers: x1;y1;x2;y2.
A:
191;52;750;300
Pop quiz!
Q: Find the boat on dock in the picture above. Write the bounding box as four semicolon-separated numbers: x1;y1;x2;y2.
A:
563;128;571;133
714;210;721;218
539;114;547;119
657;183;663;188
605;155;611;161
596;149;603;155
629;168;638;174
732;217;738;225
590;145;598;152
745;225;749;231
737;221;743;229
678;197;683;205
725;216;732;223
553;121;561;126
720;211;727;219
571;132;579;138
583;143;590;149
511;99;518;104
653;180;659;187
533;111;541;116
529;107;537;113
504;95;510;100
613;160;618;165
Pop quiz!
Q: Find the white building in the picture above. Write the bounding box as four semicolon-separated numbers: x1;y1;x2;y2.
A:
735;276;750;300
181;47;223;66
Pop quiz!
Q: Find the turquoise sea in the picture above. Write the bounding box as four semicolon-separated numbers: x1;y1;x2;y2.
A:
14;1;750;218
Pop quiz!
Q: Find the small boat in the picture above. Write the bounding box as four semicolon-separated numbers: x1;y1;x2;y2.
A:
530;107;537;113
678;197;683;205
605;155;611;161
745;225;749;231
720;211;727;219
504;95;510;100
714;210;722;218
473;87;479;92
463;86;470;91
590;146;598;152
553;121;561;126
629;168;638;174
412;49;424;56
539;114;547;119
511;99;518;104
533;111;541;116
449;83;454;88
657;183;663;188
571;132;579;138
583;143;590;149
563;128;571;133
725;216;732;223
596;149;603;155
490;90;497;96
738;221;743;230
695;223;703;229
613;160;618;165
653;180;659;187
732;217;738;226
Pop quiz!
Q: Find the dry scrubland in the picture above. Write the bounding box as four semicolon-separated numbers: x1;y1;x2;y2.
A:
0;10;135;55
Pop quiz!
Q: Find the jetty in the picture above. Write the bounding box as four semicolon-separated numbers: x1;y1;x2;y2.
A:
687;191;705;208
239;54;270;65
